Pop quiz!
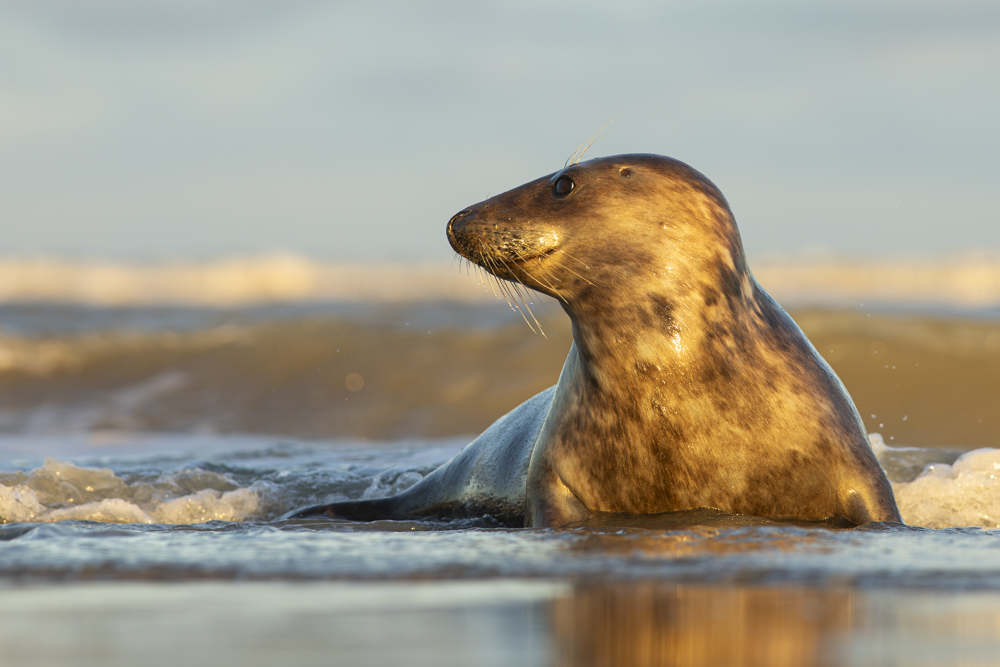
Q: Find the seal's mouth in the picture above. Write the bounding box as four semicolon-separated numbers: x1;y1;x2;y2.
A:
448;208;560;272
446;209;567;329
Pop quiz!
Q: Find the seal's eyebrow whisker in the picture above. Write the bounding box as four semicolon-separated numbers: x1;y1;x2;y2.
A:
576;135;607;165
564;148;580;169
570;119;617;166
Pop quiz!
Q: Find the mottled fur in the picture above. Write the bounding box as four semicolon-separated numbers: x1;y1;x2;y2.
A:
283;154;901;527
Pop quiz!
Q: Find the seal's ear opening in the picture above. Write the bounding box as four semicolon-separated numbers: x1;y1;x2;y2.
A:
619;167;632;177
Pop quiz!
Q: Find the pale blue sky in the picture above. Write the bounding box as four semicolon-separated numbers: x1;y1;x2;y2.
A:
1;1;998;262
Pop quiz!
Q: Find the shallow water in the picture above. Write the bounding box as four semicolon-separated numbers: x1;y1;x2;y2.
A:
3;581;1000;667
3;303;1000;665
2;433;1000;666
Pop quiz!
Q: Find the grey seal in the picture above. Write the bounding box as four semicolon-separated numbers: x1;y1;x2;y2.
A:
283;154;901;527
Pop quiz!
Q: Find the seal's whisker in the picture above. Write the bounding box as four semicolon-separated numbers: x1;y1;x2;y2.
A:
564;148;580;169
551;257;596;287
576;133;610;164
485;254;540;334
473;256;485;286
511;250;563;298
570;119;617;166
495;255;547;336
557;250;592;270
487;256;519;311
477;250;506;303
481;253;520;314
475;250;496;296
500;252;561;333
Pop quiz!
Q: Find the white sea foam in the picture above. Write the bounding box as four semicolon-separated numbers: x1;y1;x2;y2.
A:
5;444;1000;528
870;433;1000;528
891;447;1000;529
0;458;272;525
0;483;47;522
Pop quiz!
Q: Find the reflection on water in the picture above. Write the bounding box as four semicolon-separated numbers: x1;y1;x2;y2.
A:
2;581;999;667
555;583;1000;667
555;584;853;667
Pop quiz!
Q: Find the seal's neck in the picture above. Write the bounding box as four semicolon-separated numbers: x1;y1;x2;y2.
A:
563;260;758;393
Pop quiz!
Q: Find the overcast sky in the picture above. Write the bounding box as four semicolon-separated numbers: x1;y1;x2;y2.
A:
1;1;998;263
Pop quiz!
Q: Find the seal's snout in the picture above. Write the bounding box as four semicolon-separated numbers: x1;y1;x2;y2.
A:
447;208;473;250
448;209;471;232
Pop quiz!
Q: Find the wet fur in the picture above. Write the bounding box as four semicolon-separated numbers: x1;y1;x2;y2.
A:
283;154;901;527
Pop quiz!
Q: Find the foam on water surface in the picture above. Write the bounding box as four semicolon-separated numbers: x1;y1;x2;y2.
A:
2;434;1000;531
869;433;1000;528
0;434;467;528
0;458;273;524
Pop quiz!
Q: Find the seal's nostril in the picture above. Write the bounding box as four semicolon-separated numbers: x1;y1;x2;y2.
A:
448;209;472;238
449;209;471;226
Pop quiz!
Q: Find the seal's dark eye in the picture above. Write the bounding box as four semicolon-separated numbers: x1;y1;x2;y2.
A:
553;176;574;196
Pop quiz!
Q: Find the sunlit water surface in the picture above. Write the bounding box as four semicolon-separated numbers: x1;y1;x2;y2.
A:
1;433;1000;666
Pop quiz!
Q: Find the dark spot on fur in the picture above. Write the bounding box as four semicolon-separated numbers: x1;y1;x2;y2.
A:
648;295;677;334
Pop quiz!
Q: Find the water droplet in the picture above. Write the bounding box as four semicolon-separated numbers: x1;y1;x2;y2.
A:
345;373;365;392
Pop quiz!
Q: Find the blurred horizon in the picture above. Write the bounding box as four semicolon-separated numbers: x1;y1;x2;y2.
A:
4;253;1000;308
2;1;998;264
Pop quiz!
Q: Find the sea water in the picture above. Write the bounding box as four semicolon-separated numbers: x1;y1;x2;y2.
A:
2;299;1000;666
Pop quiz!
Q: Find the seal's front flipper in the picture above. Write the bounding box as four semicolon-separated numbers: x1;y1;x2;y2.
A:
840;484;903;525
525;462;593;528
278;497;402;522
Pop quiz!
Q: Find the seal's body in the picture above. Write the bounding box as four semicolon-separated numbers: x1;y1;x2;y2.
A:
284;154;901;527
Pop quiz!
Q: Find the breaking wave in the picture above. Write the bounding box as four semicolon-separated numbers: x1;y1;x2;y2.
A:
1;255;1000;307
0;256;493;306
